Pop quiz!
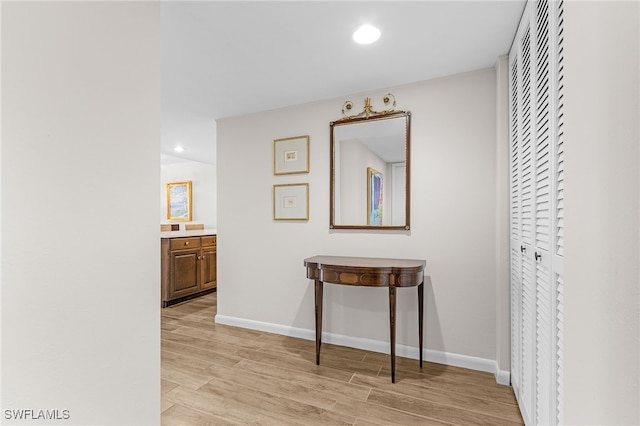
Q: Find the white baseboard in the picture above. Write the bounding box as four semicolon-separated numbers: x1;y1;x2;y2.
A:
216;314;512;386
495;368;511;386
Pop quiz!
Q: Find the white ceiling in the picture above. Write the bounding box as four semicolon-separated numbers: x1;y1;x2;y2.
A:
160;1;525;165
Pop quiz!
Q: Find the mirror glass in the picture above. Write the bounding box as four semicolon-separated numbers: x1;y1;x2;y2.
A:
330;112;410;230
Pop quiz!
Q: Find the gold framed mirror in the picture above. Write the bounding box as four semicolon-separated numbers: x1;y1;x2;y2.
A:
330;99;410;230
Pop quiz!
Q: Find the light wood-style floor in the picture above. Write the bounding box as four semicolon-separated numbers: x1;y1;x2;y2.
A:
161;292;524;425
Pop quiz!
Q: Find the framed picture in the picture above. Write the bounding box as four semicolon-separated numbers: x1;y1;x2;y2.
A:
273;183;309;220
166;181;192;221
274;135;309;175
367;167;383;225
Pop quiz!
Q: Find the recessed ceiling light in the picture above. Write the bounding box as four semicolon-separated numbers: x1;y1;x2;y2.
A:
353;24;381;45
174;145;185;153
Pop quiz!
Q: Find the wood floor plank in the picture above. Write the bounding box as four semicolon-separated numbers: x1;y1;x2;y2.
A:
365;352;500;388
161;321;182;332
351;373;523;423
203;362;339;410
161;348;218;372
161;329;252;357
161;379;180;395
353;419;385;426
233;347;356;382
164;385;290;425
161;292;523;425
161;365;217;390
367;388;524;426
331;398;451;426
258;346;383;377
160;400;174;414
161;339;242;368
169;314;263;338
161;404;239;426
378;366;519;406
318;343;373;362
233;358;371;402
163;300;213;316
258;336;370;364
170;324;266;350
197;379;355;425
248;332;318;354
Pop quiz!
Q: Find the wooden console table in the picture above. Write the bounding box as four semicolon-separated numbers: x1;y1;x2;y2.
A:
304;255;426;383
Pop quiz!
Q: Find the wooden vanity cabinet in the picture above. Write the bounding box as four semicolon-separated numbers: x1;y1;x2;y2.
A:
161;234;217;307
200;236;217;290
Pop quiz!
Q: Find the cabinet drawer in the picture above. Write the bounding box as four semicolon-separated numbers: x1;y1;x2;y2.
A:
201;236;216;247
170;237;201;250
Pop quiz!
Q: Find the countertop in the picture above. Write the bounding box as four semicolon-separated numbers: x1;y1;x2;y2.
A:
160;229;217;239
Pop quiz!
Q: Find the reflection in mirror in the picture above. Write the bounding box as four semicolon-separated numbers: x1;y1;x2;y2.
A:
330;111;410;230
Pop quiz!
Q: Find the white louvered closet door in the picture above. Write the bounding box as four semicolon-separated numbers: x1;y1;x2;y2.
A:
552;2;565;421
509;53;523;410
533;1;554;424
509;1;565;425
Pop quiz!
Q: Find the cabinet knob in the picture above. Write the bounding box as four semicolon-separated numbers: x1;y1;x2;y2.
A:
535;252;542;261
185;241;189;245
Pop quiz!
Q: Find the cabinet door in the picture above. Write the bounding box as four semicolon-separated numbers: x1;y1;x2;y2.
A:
510;1;565;425
200;247;217;289
169;248;200;298
510;11;536;423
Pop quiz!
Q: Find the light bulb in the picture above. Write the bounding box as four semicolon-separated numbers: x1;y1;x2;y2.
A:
353;24;381;45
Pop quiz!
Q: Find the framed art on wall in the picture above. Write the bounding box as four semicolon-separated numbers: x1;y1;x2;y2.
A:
367;167;383;225
273;183;309;220
273;135;309;175
166;180;192;221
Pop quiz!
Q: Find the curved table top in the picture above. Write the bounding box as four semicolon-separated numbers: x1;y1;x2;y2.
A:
304;255;426;287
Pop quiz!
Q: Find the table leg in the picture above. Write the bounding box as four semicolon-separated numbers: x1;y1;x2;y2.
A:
418;281;424;368
314;280;323;365
389;286;397;383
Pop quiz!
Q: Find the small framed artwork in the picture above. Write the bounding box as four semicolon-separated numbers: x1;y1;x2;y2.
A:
367;167;383;225
274;135;310;175
273;183;309;220
166;181;192;221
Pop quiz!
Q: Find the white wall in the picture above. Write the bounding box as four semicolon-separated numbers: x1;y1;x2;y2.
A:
216;69;503;374
563;1;640;424
494;55;511;382
161;161;217;228
1;2;160;425
338;139;388;225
